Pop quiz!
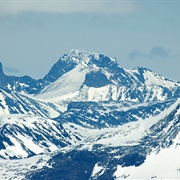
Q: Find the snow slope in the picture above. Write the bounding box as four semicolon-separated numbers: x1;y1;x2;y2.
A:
114;133;180;180
0;153;51;180
38;64;89;99
127;66;179;87
0;114;80;159
63;98;180;149
0;88;62;118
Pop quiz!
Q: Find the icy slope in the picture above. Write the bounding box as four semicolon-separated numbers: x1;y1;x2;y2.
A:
0;153;51;180
0;88;62;118
0;114;80;159
114;137;180;180
39;64;88;99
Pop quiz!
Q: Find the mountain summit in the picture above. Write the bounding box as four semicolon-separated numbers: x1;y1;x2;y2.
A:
42;49;117;84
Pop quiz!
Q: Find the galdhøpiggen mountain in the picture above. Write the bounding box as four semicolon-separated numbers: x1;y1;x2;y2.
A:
0;49;180;179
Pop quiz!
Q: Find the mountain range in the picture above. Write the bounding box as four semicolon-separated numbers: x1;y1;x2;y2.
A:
0;49;180;179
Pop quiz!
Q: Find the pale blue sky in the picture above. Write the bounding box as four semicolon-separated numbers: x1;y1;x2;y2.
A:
0;0;180;81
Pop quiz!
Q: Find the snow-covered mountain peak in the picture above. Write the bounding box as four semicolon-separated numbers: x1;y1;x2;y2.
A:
42;49;113;84
41;49;119;91
128;66;180;87
37;49;180;104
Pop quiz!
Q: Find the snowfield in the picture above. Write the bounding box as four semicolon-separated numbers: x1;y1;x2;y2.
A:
114;133;180;179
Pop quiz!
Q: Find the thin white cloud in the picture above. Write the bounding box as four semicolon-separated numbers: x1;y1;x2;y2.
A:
0;0;138;16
